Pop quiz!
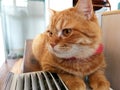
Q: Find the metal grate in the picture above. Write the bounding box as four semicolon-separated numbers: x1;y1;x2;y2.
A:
4;71;68;90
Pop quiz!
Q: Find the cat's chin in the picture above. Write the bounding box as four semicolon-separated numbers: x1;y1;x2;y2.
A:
48;44;97;60
53;52;93;60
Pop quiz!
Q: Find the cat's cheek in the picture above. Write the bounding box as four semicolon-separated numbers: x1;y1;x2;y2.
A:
76;38;92;45
47;44;60;56
47;44;54;53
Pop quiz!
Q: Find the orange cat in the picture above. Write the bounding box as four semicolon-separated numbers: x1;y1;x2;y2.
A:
32;0;110;90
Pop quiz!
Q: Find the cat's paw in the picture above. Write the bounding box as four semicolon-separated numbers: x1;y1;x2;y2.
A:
67;81;86;90
59;74;86;90
68;81;86;90
91;81;110;90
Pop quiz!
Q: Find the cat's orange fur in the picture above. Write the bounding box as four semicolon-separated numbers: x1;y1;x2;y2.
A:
32;0;110;90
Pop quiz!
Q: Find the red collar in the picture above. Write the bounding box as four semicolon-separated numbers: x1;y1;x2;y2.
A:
63;44;103;61
95;44;103;54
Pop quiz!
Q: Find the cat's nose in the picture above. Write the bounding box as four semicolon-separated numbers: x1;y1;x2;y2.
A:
50;43;56;48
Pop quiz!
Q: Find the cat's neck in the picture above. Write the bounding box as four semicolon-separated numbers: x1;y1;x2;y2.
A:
62;44;103;61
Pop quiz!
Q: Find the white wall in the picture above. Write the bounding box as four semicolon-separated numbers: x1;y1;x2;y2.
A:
109;0;120;10
45;0;73;26
49;0;73;11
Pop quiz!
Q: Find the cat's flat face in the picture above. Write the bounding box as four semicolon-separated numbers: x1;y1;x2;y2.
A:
46;0;102;59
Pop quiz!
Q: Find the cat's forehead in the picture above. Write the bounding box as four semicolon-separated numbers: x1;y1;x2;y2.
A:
48;9;81;31
47;8;99;36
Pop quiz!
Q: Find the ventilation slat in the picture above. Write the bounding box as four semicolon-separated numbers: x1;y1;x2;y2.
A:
42;72;53;90
35;73;41;90
24;74;31;90
37;72;45;90
10;74;19;90
5;71;69;90
16;75;24;90
49;72;61;90
31;73;38;90
40;72;49;90
51;73;68;90
45;72;58;90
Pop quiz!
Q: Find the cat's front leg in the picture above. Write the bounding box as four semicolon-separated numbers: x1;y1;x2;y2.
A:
89;70;110;90
59;74;86;90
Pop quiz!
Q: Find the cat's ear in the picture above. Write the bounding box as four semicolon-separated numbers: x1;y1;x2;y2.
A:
75;0;93;20
49;9;56;16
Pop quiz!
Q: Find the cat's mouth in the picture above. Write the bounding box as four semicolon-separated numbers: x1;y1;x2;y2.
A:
52;47;75;57
48;44;77;58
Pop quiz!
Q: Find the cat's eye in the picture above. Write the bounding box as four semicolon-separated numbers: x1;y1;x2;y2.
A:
62;28;72;37
47;31;53;37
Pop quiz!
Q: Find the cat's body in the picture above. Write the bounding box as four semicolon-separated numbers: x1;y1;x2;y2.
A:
32;0;110;90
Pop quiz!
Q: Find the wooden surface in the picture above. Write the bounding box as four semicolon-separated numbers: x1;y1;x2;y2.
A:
0;59;19;90
11;58;23;74
23;40;41;73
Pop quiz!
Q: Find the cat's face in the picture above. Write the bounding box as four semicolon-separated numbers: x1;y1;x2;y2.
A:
46;0;101;59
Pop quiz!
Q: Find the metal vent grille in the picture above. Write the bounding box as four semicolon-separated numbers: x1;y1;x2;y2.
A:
5;71;68;90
